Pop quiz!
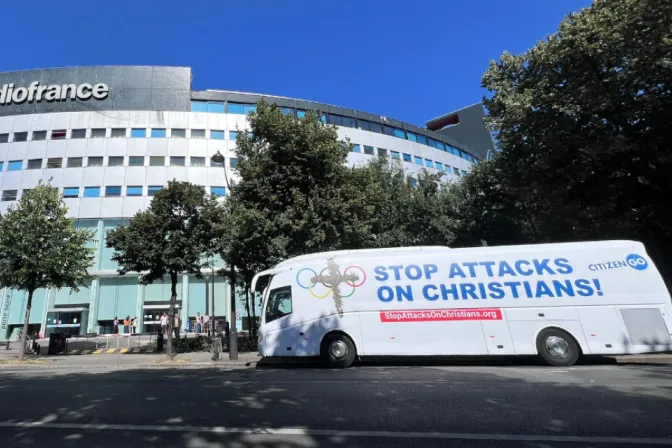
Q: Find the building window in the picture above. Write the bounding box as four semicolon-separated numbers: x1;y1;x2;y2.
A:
424;159;434;168
191;129;205;139
280;107;295;116
151;128;166;138
126;186;143;196
191;101;225;113
210;130;225;140
357;120;370;131
13;132;27;142
297;110;307;118
230;158;238;168
211;186;226;197
402;153;412;162
8;160;23;171
341;116;355;128
327;114;343;126
2;190;17;201
191;101;208;113
51;130;67;140
63;187;79;198
414;156;423;166
435;162;443;171
229;131;238;141
377;148;388;158
228;103;256;115
417;135;428;145
88;157;103;167
444;166;452;174
131;128;146;138
150;156;165;167
0;162;3;171
410;178;418;188
171;128;186;138
427;138;437;148
67;157;83;168
190;157;205;167
84;187;101;198
32;130;47;141
394;128;406;139
465;153;474;162
91;128;107;138
108;156;124;167
453;169;461;177
0;133;8;143
363;146;374;155
47;158;63;169
105;186;122;197
110;128;125;138
383;125;394;136
462;170;468;177
369;122;383;133
148;186;163;197
27;159;43;170
391;151;400;160
128;156;145;167
436;141;446;151
351;144;361;153
71;129;86;139
170;156;185;167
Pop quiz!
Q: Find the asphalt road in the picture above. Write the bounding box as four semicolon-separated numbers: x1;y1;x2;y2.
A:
0;362;671;447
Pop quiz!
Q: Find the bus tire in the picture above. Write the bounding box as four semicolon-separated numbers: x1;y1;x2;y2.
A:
536;328;580;367
321;333;356;368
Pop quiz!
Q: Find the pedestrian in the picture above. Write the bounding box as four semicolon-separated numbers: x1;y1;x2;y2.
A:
173;313;180;339
131;317;138;334
124;316;130;334
113;316;119;334
203;313;210;336
160;312;168;336
195;312;202;334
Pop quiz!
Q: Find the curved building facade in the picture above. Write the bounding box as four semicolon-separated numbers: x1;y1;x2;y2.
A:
0;66;492;339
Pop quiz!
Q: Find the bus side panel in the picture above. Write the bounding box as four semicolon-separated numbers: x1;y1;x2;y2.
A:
506;320;590;355
577;307;630;354
359;311;488;356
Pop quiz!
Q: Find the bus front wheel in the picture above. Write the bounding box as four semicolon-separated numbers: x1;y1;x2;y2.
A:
536;328;580;367
321;333;357;368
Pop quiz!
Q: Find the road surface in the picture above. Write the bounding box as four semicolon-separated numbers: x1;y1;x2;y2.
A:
0;361;671;447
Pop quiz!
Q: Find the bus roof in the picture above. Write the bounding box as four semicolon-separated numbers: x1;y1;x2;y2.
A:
273;240;644;270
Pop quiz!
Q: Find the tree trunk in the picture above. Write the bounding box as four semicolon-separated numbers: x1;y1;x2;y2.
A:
167;271;177;360
229;263;238;360
18;289;34;361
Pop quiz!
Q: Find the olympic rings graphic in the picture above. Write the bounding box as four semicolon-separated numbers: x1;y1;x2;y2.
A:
295;265;367;299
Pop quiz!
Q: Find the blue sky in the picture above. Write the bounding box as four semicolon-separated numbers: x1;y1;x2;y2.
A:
1;0;591;126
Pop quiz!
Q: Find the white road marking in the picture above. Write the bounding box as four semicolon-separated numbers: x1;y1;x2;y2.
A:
0;421;670;445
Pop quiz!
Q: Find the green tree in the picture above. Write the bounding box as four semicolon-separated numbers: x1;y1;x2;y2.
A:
225;100;373;269
106;181;221;359
350;157;458;248
0;182;94;360
480;0;672;278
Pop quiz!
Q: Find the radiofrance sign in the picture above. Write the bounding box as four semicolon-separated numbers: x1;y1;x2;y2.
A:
0;82;109;105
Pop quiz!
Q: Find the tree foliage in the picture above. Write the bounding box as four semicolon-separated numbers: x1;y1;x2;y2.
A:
0;182;94;360
106;180;222;358
472;0;672;279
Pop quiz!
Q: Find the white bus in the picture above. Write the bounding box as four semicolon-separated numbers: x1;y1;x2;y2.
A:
251;241;672;367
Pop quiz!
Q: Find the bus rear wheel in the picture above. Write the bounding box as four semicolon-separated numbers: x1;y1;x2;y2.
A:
536;328;580;367
321;333;356;368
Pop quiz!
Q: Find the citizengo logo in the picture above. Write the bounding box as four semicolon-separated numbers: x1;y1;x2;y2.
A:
625;254;648;271
588;253;649;272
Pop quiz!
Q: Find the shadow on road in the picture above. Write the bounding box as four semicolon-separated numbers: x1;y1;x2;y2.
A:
0;361;670;447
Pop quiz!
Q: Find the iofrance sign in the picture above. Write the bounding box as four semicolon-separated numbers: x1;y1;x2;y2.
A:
0;82;109;105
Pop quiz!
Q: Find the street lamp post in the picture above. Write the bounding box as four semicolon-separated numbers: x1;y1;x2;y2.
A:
210;150;238;361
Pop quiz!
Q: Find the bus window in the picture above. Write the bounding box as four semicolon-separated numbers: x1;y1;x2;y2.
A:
265;286;293;323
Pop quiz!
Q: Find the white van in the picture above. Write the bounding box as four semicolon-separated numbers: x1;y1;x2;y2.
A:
251;241;672;367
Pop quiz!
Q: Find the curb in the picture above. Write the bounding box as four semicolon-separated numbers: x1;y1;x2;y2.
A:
0;361;259;370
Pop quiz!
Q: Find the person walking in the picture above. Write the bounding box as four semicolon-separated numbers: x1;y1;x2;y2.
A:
124;316;130;334
113;317;119;334
203;314;210;336
160;312;168;336
131;317;138;334
195;312;202;334
173;313;180;339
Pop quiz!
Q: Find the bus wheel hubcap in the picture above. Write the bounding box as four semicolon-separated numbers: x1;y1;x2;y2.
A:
545;336;570;359
329;341;347;359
